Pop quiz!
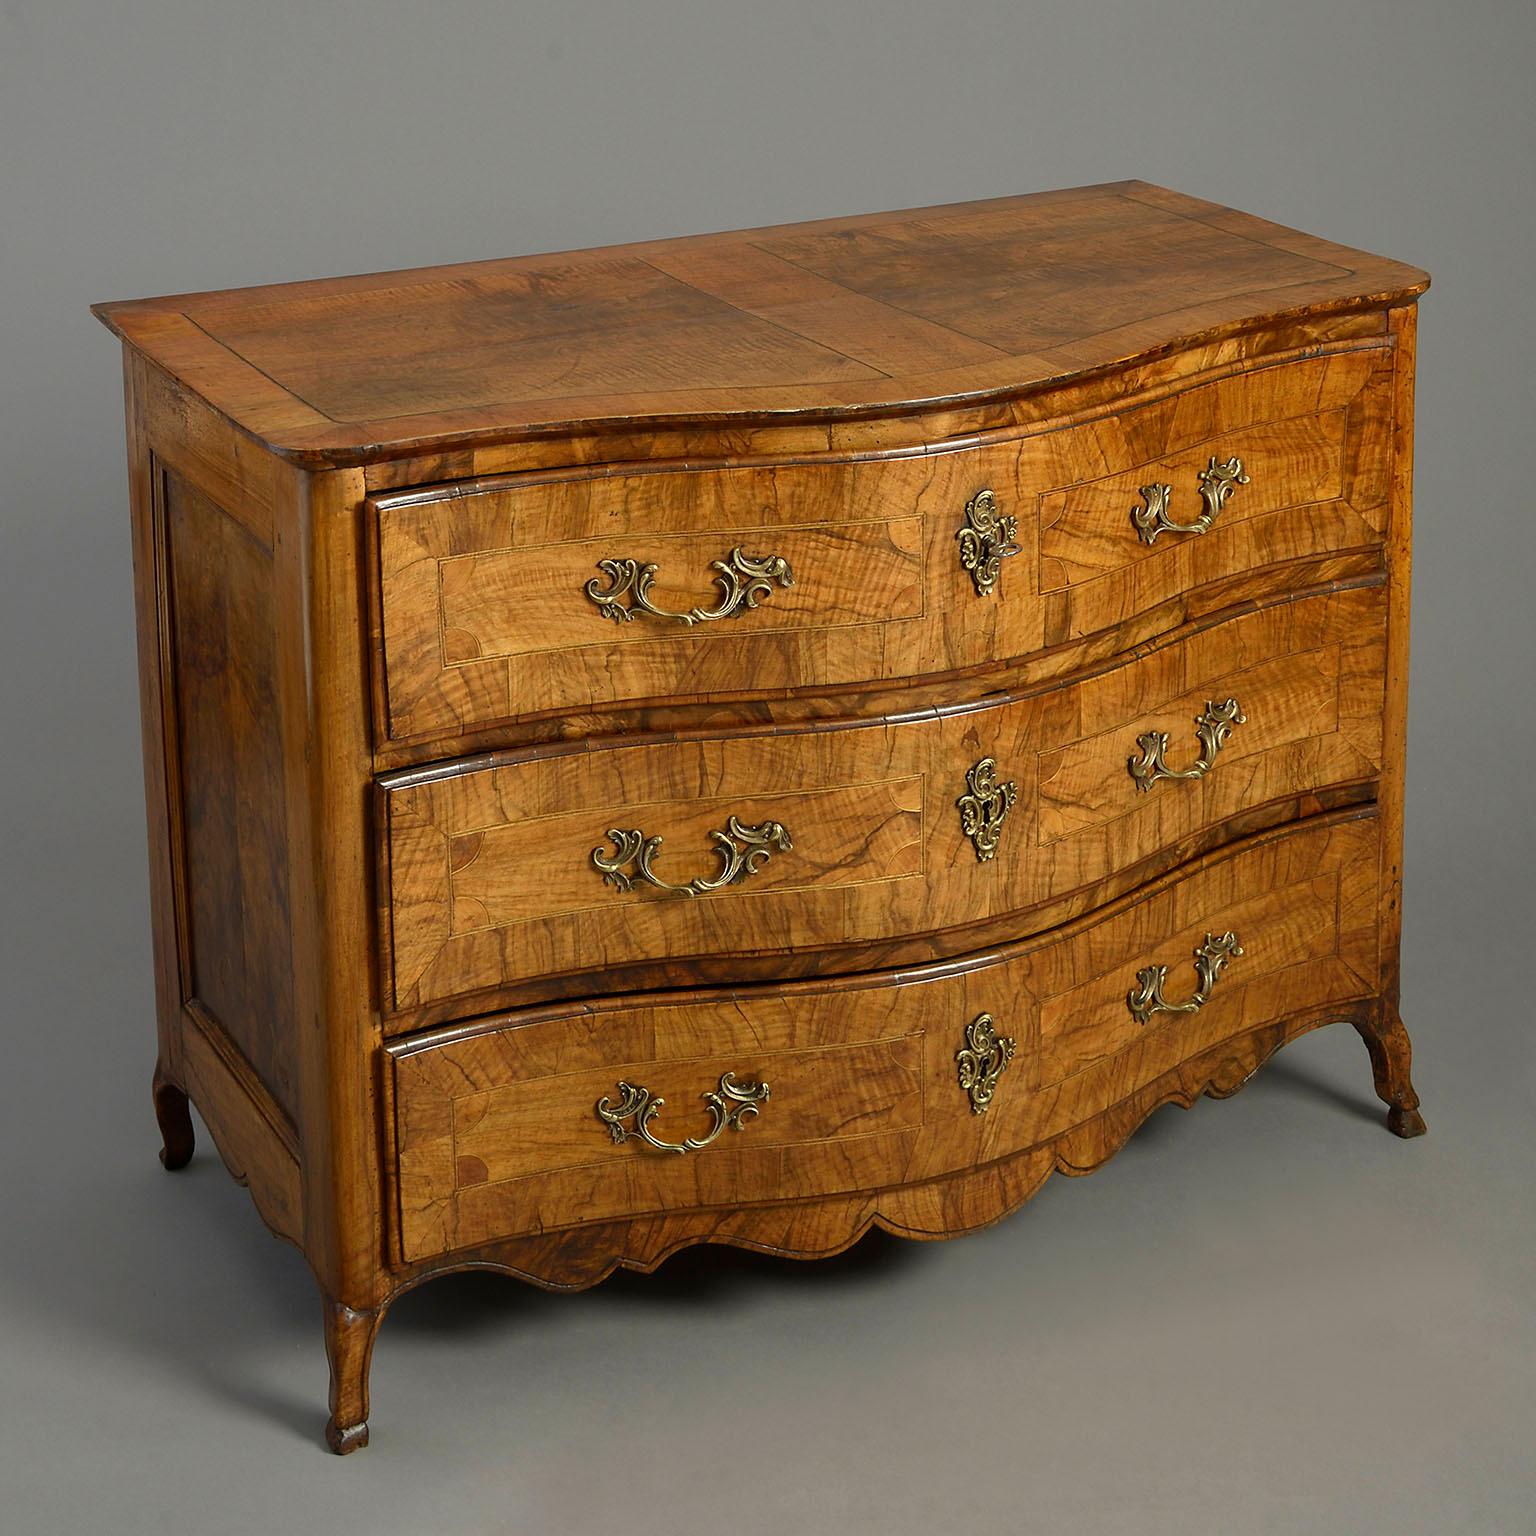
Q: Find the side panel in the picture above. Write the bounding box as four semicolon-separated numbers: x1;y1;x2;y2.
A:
162;467;299;1117
123;350;306;1244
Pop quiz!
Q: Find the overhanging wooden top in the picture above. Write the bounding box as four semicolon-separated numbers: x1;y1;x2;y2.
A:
93;180;1428;469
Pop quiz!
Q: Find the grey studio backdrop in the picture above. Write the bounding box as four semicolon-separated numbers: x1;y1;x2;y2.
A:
2;3;1532;1532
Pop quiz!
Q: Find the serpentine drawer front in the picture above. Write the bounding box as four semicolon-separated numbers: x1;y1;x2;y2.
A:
372;345;1392;747
389;813;1381;1261
96;182;1427;1452
379;582;1386;1017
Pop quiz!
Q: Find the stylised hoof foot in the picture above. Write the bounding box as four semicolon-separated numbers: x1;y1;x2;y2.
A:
325;1417;369;1455
153;1066;195;1170
322;1296;382;1454
1352;1012;1424;1144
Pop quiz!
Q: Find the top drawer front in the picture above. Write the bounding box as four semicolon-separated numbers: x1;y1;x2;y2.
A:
373;345;1392;746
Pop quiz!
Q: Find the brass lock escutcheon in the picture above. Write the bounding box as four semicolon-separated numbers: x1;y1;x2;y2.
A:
957;489;1020;596
956;1014;1016;1114
957;757;1018;862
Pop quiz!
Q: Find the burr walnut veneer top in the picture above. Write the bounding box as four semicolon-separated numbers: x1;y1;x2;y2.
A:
92;181;1427;468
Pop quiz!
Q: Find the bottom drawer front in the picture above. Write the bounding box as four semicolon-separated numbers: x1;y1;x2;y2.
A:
452;1035;923;1184
390;812;1381;1262
394;1026;929;1261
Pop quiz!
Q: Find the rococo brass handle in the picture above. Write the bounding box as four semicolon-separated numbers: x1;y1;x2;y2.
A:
1130;455;1249;546
593;815;792;898
957;489;1020;596
585;547;793;624
1127;931;1243;1024
1127;698;1245;792
596;1072;770;1154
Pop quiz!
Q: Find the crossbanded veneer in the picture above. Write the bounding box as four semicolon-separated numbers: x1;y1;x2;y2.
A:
96;181;1427;1452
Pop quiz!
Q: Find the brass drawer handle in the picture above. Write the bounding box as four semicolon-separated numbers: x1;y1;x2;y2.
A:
585;547;793;625
957;489;1020;596
1131;455;1249;545
1128;698;1245;791
593;815;792;898
597;1072;770;1154
1127;931;1243;1024
956;1014;1016;1114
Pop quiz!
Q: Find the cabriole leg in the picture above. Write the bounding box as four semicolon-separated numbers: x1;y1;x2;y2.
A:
152;1063;195;1170
1353;1007;1426;1138
323;1296;383;1454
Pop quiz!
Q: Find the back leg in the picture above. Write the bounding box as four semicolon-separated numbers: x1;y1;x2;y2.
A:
153;1062;195;1169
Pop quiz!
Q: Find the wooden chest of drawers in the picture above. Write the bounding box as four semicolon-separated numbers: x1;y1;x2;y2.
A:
94;181;1428;1453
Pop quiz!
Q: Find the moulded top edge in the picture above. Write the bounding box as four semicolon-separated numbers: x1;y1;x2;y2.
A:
92;181;1429;470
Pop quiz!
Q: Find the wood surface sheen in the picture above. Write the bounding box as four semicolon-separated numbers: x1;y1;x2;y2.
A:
97;184;1427;1453
373;344;1391;746
162;472;300;1117
381;582;1387;1018
93;181;1426;469
391;814;1381;1261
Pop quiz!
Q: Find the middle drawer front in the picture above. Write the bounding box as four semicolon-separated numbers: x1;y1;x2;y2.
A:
381;583;1386;1017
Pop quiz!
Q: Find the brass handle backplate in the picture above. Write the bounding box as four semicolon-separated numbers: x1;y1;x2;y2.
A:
585;547;793;625
597;1072;770;1154
593;815;792;898
1131;456;1249;546
956;1014;1016;1114
1127;931;1243;1024
957;489;1020;596
1128;698;1245;792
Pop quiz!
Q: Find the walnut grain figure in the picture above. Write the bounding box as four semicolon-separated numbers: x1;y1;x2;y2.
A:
94;181;1428;1452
